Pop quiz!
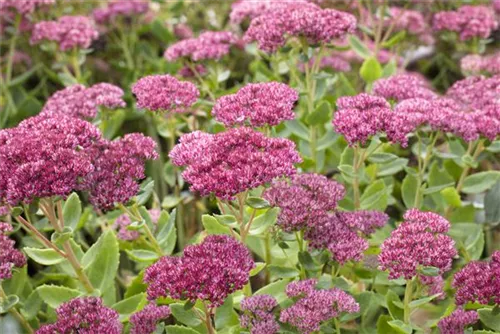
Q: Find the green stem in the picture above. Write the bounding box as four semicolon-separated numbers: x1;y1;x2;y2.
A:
203;305;216;334
352;146;365;209
5;14;21;83
264;233;272;284
334;318;341;334
0;285;34;334
186;61;215;100
403;279;414;325
15;215;66;258
71;48;82;83
295;230;306;279
142;223;164;256
414;133;438;209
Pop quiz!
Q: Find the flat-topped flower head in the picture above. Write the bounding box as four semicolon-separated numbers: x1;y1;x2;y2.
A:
263;173;345;232
244;2;356;52
230;0;308;25
0;0;54;15
438;309;479;334
93;0;149;24
41;83;125;120
461;53;500;75
240;295;279;334
372;74;437;102
212;82;298;127
332;93;391;146
144;235;254;308
129;303;171;334
31;15;99;51
164;31;237;62
0;223;26;280
339;210;389;235
389;7;427;36
379;209;457;280
169;127;301;199
132;74;199;112
36;297;122;334
280;279;359;334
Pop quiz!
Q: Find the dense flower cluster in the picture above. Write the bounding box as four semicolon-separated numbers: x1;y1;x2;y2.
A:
379;209;457;280
31;15;99;51
389;7;427;36
169;127;301;199
132;74;199;112
114;208;161;241
438;309;479;334
372;74;437;102
0;0;54;15
178;64;207;78
129;303;171;334
433;5;498;41
332;93;391;146
263;173;345;232
280;279;359;334
452;250;500;305
41;83;125;119
144;235;254;308
240;295;279;334
212;82;298;127
339;210;390;235
164;31;237;61
36;297;122;334
93;0;149;24
244;2;356;52
461;53;500;75
0;223;26;280
229;0;307;24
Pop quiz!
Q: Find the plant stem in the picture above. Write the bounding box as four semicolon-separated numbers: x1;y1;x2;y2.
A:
414;133;438;209
295;230;307;279
14;215;66;258
264;233;272;284
71;48;82;83
352;145;365;209
334;318;341;334
142;223;164;256
5;14;21;83
203;305;215;334
0;285;34;334
403;278;414;325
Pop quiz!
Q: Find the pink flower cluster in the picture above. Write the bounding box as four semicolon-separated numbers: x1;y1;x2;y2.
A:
372;74;437;103
0;223;26;280
178;64;207;78
31;15;99;51
437;309;478;334
114;208;161;241
240;295;279;334
36;297;122;334
93;0;149;24
379;209;457;280
0;0;54;15
263;173;345;232
389;7;427;36
433;5;498;41
129;303;171;334
144;235;254;308
164;31;237;62
41;83;125;120
212;82;298;127
132;74;199;112
169;128;301;199
280;279;359;334
452;250;500;305
229;0;308;25
461;53;500;75
244;2;356;52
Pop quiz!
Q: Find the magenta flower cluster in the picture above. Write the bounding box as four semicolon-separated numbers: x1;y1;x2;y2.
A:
263;173;345;232
169;127;301;199
114;208;161;241
229;0;308;25
129;303;171;334
372;73;437;103
244;2;356;52
0;222;26;280
452;250;500;306
0;0;54;15
212;82;298;127
41;83;125;120
132;74;200;113
437;309;479;334
240;295;280;334
144;235;254;308
379;209;457;280
36;297;122;334
280;279;359;334
433;5;498;41
31;15;99;51
93;0;149;24
461;53;500;75
164;31;237;62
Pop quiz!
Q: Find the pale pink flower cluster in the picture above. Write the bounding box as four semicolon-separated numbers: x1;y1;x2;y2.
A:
0;0;54;15
93;0;149;24
31;15;99;51
229;0;308;24
438;309;478;334
164;31;237;62
461;53;500;75
389;7;427;35
240;295;279;334
372;74;437;102
212;82;298;127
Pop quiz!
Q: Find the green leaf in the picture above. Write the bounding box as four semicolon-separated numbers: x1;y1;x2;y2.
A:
306;101;331;126
449;223;485;260
82;230;120;292
63;193;81;230
377;314;400;334
112;293;147;321
136;180;155;205
170;303;203;327
360;180;388;211
418;266;440;277
368;153;398;164
401;173;420;209
360;57;383;83
246;197;270;209
348;35;371;59
202;215;233;236
298;251;321;271
382;60;398;77
250;262;266;277
24;247;65;265
285;120;310;141
165;325;201;334
386;290;404;321
217;70;231;82
462;171;500;194
478;308;500;332
388;320;412;334
0;295;19;314
254;279;288;303
377;158;408;177
8;64;42;87
409;293;442;308
440;187;462;208
215;296;239;329
126;249;159;262
317;132;339;151
51;227;74;245
248;208;278;235
36;285;82;308
268;265;300;278
485;182;500;224
156;209;177;255
382;31;407;48
214;215;238;228
486;140;500;153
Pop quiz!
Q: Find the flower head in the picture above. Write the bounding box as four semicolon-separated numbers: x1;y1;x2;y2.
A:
31;15;99;51
0;0;54;15
379;209;457;280
280;279;359;334
0;223;26;280
129;303;171;334
114;208;161;241
263;173;345;232
132;74;199;112
212;82;298;127
93;0;149;24
240;295;279;334
144;235;254;308
438;309;478;334
169;128;301;199
230;0;308;25
36;297;122;334
372;74;437;102
164;31;237;62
